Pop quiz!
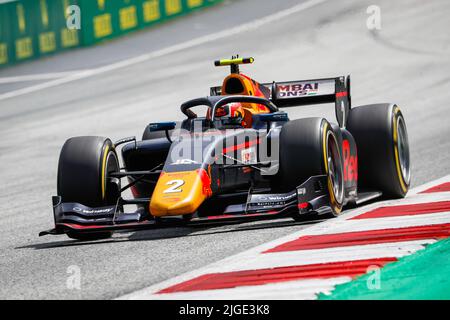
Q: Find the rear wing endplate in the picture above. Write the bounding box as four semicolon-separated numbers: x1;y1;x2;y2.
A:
267;76;351;128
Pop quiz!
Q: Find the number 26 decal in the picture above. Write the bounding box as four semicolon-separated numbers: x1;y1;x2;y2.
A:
163;179;185;193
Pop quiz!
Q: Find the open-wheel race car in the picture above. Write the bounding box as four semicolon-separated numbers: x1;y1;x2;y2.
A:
40;56;411;240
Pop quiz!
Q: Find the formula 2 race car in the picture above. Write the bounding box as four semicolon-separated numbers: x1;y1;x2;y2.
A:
40;56;411;240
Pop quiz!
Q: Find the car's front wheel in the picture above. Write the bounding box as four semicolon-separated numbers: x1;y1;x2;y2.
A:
57;136;120;240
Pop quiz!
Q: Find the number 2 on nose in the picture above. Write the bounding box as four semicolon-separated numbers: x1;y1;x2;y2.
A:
163;179;185;193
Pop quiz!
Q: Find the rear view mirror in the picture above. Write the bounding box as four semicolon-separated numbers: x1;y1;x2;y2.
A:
256;113;289;122
148;122;177;132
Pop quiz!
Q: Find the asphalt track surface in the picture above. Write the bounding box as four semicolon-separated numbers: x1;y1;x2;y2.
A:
0;0;449;299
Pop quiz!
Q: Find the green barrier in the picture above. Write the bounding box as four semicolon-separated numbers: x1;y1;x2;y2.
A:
0;0;222;68
139;0;223;27
80;0;142;45
10;0;39;62
0;1;15;66
36;0;80;56
0;0;81;68
34;0;81;56
49;0;80;51
80;0;223;45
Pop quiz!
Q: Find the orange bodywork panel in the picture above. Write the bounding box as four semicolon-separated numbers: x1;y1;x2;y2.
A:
150;169;212;216
221;73;271;127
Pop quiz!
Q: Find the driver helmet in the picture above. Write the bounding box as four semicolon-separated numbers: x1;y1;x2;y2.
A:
207;103;248;127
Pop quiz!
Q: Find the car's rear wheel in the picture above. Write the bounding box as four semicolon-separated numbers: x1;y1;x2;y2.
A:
57;136;120;240
277;118;344;217
347;103;410;198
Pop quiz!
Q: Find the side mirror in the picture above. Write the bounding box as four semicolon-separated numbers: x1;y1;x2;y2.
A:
252;112;289;131
148;122;177;132
256;113;289;122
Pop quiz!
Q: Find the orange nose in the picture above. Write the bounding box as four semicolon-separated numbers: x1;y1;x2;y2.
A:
149;169;211;217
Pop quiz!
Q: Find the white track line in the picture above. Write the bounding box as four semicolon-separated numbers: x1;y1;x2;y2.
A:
0;0;329;102
118;175;450;300
145;277;353;300
409;174;450;194
0;71;89;84
304;211;450;235
197;240;435;272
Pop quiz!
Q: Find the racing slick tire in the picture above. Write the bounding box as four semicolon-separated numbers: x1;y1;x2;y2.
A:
57;136;120;240
347;104;410;198
277;118;345;217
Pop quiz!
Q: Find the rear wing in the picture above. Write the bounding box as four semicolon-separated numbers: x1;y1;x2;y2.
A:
210;75;351;128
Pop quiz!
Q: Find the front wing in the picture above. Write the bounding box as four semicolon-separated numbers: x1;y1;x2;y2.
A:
39;175;331;237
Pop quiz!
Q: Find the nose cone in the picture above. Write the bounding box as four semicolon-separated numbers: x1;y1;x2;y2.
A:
150;169;212;216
